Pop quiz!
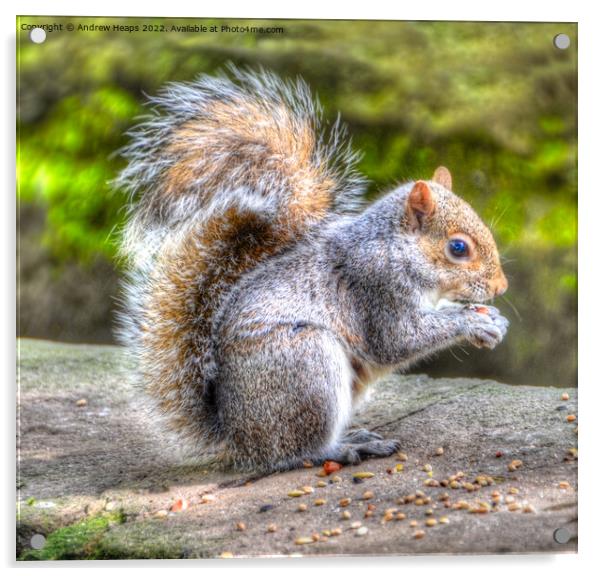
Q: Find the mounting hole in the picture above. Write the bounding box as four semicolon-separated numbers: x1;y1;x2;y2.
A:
29;27;47;44
30;533;46;550
553;33;570;50
553;527;570;544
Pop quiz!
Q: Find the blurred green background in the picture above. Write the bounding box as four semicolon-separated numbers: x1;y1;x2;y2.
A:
17;17;577;387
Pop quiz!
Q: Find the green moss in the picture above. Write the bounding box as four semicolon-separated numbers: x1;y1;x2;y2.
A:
19;511;125;561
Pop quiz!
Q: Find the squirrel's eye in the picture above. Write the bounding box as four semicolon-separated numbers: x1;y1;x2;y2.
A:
447;238;470;259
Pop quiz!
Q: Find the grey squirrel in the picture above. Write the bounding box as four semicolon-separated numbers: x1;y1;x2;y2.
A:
116;66;509;472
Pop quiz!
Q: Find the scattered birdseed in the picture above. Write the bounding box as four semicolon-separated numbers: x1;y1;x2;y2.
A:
311;533;321;542
395;512;406;521
220;551;234;558
435;447;444;456
397;452;408;461
356;526;368;536
438;493;450;502
236;522;246;531
463;482;476;492
295;537;314;545
439;516;450;524
507;502;521;512
200;494;215;504
302;486;314;494
367;503;376;511
154;510;168;518
425;518;437;527
425;479;440;487
75;398;87;407
353;472;375;479
559;481;570;489
322;529;332;537
505;496;515;504
362;491;374;500
339;498;351;507
364;510;374;518
316;481;327;488
508;459;523;472
523;504;536;513
566;414;576;423
382;511;394;522
267;523;277;533
341;510;351;520
331;528;342;536
561;393;569;401
508;487;520;495
409;520;418;527
414;530;426;539
303;460;314;468
425;509;434;516
350;521;362;529
298;503;308;512
288;490;305;498
422;464;433;473
450;481;461;489
314;499;327;506
395;463;404;472
330;476;342;483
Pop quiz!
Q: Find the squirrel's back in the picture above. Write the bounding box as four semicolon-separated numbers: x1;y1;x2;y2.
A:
116;67;366;452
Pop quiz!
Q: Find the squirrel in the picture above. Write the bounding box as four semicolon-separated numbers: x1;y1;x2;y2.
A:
116;66;509;473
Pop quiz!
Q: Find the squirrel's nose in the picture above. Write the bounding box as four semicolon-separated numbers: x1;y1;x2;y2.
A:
491;273;508;297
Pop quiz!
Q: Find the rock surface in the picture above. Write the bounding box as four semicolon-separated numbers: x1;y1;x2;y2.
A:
17;339;578;559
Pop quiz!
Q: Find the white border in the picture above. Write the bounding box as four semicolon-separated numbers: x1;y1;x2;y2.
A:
3;1;599;574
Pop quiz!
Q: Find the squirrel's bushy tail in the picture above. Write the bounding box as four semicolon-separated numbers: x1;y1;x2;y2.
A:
116;66;366;452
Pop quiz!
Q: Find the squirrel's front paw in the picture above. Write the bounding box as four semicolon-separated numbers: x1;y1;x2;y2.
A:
462;305;509;349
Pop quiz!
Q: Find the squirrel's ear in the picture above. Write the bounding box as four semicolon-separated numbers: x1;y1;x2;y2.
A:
432;166;452;190
407;181;435;232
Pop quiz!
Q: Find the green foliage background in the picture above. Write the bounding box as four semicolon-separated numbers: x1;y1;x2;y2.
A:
17;17;577;387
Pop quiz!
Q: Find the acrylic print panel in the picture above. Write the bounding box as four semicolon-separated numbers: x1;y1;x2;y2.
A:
17;16;577;559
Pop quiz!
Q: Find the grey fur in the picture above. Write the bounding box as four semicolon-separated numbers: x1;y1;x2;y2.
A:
116;68;509;473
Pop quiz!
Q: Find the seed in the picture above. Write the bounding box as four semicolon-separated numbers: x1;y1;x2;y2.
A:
404;495;416;503
364;510;373;518
567;414;576;423
75;398;87;407
505;496;515;504
415;490;426;497
395;463;404;472
438;493;450;501
302;486;314;494
414;530;426;539
415;498;425;506
311;533;321;542
341;510;351;520
425;518;437;527
382;511;394;522
523;504;536;513
455;500;470;510
323;461;343;475
220;551;234;558
508;487;520;495
331;475;342;483
395;512;406;521
367;503;376;511
475;476;488;486
435;447;444;456
356;526;368;536
339;497;351;507
350;521;362;529
565;448;578;461
422;464;433;472
267;523;277;533
236;522;246;531
154;509;168;518
316;481;327;488
295;537;314;545
288;490;305;498
409;520;418;527
314;498;327;506
444;501;452;508
316;470;328;477
559;481;570;489
561;393;569;401
331;528;342;536
440;480;449;487
425;508;434;516
303;460;313;468
362;491;374;500
397;452;408;461
450;481;461;489
298;503;308;512
425;479;440;487
508;502;521;512
439;516;450;524
201;494;215;504
353;472;375;479
322;529;332;537
508;459;523;472
469;502;490;514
